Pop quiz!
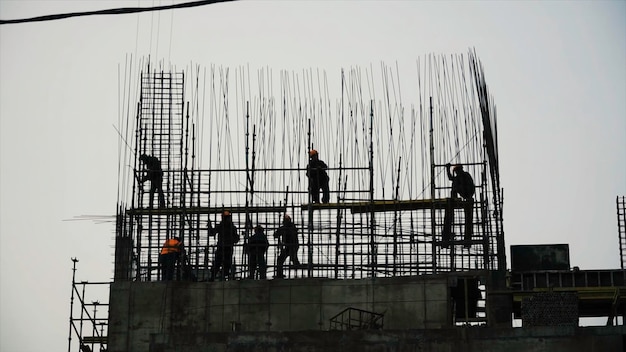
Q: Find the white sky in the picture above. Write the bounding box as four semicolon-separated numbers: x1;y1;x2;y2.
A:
1;1;625;351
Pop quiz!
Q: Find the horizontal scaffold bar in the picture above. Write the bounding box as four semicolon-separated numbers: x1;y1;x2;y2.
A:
512;287;626;302
127;205;287;216
301;198;473;213
82;336;108;344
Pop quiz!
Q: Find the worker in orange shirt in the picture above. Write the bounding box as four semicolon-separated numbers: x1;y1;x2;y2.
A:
159;237;182;281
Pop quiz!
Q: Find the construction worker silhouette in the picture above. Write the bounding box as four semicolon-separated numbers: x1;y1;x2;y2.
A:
274;215;301;278
446;164;475;200
246;225;269;279
443;163;475;247
208;210;240;281
306;149;330;203
159;237;182;281
138;154;165;208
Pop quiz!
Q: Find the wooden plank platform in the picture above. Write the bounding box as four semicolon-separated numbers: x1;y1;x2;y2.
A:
301;198;473;213
127;205;287;216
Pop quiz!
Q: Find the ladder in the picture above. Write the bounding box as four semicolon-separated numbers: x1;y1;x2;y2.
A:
618;196;626;269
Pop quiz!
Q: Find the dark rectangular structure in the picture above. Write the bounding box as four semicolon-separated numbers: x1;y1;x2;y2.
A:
511;244;570;271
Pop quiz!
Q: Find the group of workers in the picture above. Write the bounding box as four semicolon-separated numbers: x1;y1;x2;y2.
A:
148;150;476;281
158;211;301;281
139;149;331;209
143;149;325;282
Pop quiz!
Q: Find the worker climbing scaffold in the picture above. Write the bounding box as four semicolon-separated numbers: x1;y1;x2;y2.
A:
442;163;475;247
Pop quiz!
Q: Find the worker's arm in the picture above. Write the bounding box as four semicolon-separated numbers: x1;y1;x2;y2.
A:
445;163;453;180
207;221;217;236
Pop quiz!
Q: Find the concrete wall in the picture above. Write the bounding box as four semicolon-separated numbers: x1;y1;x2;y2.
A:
148;326;626;352
108;276;450;352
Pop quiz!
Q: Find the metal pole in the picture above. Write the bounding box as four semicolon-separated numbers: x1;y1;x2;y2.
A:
67;258;79;352
429;97;437;273
393;157;401;276
307;118;314;277
369;101;376;278
91;302;99;352
334;154;343;279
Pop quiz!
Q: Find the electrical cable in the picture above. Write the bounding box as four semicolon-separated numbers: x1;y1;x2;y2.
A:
0;0;235;25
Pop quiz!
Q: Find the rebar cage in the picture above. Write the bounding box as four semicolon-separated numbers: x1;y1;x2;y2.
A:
114;52;504;282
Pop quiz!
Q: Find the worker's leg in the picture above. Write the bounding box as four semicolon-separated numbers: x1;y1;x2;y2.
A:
442;198;455;246
276;248;288;277
223;247;233;280
309;180;320;203
321;181;330;203
157;187;165;208
162;254;175;280
248;254;257;279
289;245;301;266
463;199;474;246
210;248;223;281
258;254;267;279
149;187;156;208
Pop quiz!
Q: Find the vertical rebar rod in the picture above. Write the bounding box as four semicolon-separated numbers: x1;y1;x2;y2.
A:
481;162;490;270
429;96;437;273
393;157;401;276
369;101;376;278
307;118;314;277
334;154;343;279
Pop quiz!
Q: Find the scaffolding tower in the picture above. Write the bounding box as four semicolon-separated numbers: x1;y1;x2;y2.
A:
67;258;109;352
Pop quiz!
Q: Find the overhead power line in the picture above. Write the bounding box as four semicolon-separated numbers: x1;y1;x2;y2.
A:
0;0;235;25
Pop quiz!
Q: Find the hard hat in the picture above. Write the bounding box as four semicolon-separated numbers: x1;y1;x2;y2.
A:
309;149;318;156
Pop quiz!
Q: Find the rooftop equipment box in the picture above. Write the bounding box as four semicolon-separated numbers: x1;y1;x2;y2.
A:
510;244;570;271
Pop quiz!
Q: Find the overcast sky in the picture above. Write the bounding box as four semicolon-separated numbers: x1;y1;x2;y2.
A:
1;1;625;351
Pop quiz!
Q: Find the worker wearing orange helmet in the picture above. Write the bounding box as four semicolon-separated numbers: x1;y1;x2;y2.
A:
208;210;240;281
306;149;330;204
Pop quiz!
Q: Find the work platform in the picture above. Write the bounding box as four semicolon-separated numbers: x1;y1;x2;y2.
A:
301;198;474;214
127;205;288;216
126;198;473;216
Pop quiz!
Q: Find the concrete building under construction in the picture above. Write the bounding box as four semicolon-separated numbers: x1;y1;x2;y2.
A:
68;52;626;352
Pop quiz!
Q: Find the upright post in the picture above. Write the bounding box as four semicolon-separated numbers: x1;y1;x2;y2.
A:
307;118;314;277
67;258;79;352
334;154;343;279
369;101;376;278
393;157;401;276
429;96;437;273
243;102;253;277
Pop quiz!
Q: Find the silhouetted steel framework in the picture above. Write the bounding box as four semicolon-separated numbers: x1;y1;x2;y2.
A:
67;258;109;352
618;196;626;269
114;52;504;286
